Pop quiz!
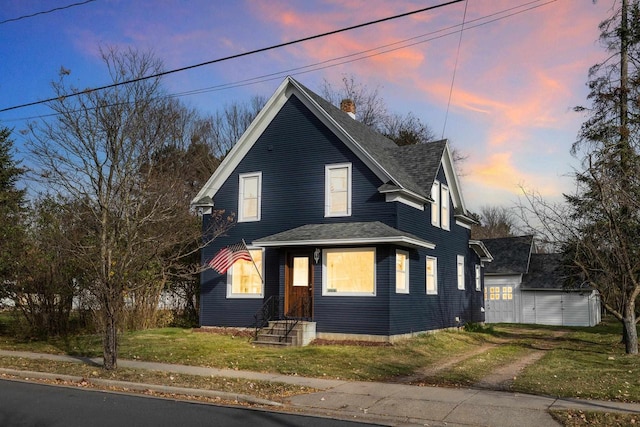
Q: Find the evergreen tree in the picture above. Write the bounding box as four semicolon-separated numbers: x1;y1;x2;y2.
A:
0;126;26;286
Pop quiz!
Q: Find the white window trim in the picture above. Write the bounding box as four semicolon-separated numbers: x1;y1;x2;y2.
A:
325;163;352;217
226;247;264;299
475;264;481;291
457;255;465;290
238;172;262;222
431;180;440;227
426;256;438;295
322;247;376;296
395;249;410;294
441;184;450;231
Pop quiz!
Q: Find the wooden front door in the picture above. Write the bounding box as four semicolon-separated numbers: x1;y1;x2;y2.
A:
285;251;313;319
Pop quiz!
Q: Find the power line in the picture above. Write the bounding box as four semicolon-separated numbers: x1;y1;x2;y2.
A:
0;0;464;113
3;0;557;123
0;0;97;25
442;0;469;139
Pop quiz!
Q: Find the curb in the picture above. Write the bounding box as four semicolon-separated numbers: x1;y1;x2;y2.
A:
0;368;283;407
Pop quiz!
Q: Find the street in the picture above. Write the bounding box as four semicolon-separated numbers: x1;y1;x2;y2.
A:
0;378;377;427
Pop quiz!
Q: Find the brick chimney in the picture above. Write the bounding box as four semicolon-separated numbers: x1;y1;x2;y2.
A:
340;99;356;119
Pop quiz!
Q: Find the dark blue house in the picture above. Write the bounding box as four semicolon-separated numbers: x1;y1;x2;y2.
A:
192;77;492;343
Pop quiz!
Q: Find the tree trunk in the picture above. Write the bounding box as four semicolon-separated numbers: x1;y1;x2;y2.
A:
623;303;638;354
103;309;119;370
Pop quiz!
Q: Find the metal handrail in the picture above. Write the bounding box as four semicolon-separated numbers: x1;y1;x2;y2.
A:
252;295;312;343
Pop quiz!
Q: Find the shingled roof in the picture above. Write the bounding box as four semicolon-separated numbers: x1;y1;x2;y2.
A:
481;235;534;275
192;76;468;217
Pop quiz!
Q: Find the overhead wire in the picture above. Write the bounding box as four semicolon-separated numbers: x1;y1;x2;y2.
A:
442;0;469;139
0;0;464;114
2;0;557;123
0;0;97;25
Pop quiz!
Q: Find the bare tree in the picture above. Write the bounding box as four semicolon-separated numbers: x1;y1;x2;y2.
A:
26;47;232;369
471;205;519;239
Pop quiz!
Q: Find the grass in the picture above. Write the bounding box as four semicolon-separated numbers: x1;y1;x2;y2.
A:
1;312;640;406
551;410;639;426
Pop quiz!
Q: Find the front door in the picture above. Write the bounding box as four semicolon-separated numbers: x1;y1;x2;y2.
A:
285;251;313;319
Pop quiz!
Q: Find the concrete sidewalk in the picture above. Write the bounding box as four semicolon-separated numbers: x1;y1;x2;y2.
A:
1;350;639;427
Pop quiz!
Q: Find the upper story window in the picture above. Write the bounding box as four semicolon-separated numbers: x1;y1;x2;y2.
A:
441;184;450;231
426;256;438;295
238;172;261;222
431;180;440;227
431;180;450;231
395;250;409;294
325;163;351;217
457;255;465;290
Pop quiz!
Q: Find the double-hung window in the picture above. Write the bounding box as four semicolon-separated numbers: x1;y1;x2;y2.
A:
238;172;261;222
325;163;351;217
441;184;450;230
426;256;437;295
227;248;263;298
396;250;409;294
457;255;465;290
431;180;440;227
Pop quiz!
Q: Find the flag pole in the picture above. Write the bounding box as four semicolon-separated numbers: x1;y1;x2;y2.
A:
242;239;263;283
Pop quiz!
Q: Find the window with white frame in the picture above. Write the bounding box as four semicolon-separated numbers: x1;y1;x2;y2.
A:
227;248;263;298
323;248;375;296
431;180;440;226
475;264;481;291
426;256;437;295
238;172;261;222
441;184;450;231
325;163;351;217
457;255;465;290
396;250;409;294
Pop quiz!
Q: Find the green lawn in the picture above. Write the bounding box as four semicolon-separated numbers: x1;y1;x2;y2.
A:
1;313;639;404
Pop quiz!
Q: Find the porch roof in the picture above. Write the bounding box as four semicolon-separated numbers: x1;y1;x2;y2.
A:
251;221;435;250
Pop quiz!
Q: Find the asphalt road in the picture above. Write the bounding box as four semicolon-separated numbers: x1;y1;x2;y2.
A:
0;378;377;427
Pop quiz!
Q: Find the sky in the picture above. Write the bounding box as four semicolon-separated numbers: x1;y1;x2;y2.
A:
0;0;616;211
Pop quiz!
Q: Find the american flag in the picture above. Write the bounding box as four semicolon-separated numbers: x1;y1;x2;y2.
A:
208;242;252;274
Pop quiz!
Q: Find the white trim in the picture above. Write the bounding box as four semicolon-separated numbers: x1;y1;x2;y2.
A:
322;247;376;297
383;192;425;210
253;236;435;250
226;247;264;299
395;249;410;294
426;256;438;295
325;163;352;217
455;219;472;229
475;264;481;291
238;172;262;222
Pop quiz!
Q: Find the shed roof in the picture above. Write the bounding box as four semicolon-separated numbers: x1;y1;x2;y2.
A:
481;235;534;274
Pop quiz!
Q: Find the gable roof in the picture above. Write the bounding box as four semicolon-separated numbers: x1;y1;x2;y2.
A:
252;221;435;250
481;235;534;275
192;76;469;215
520;253;565;290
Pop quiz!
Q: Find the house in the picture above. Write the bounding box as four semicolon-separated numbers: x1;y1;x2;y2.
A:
482;235;601;327
192;76;492;343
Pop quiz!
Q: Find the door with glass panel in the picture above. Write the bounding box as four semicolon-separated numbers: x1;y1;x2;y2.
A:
285;252;313;319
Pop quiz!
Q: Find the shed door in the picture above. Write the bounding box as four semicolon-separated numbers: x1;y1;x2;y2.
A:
485;285;515;323
285;252;313;319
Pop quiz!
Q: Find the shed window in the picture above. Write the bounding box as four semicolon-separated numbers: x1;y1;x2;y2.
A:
323;248;375;296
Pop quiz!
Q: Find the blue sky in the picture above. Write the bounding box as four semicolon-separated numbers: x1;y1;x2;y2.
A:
0;0;613;210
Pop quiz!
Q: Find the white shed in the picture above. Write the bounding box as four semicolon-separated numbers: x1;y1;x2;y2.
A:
482;236;601;327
